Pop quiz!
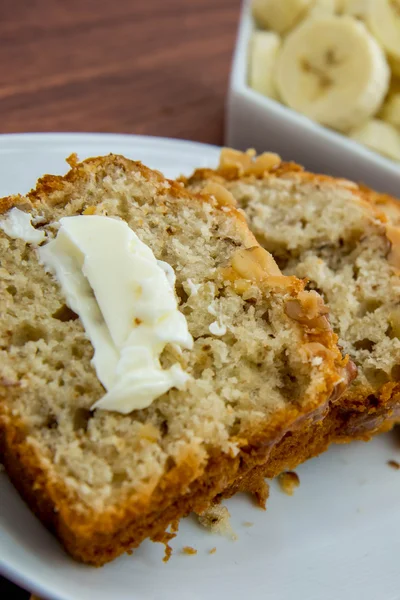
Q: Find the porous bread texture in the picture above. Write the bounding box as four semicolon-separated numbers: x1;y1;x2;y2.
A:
0;155;346;564
184;149;400;408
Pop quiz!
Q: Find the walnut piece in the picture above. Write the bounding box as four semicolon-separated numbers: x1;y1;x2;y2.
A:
219;148;255;175
301;342;333;360
246;152;281;175
202;180;237;207
223;246;297;292
232;246;282;280
285;290;330;330
219;148;281;177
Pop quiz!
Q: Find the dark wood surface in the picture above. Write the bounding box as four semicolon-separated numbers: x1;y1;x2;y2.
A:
0;1;241;597
0;0;241;144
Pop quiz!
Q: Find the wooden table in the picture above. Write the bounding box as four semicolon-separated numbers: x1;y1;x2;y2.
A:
1;0;241;143
0;0;241;597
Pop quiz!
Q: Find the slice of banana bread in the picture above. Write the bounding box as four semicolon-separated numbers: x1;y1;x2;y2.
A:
0;155;349;565
184;149;400;457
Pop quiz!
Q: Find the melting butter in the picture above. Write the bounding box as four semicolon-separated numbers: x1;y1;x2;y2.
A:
38;215;193;413
0;207;45;244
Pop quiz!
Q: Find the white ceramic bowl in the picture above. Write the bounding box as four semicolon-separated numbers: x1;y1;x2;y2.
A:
226;0;400;196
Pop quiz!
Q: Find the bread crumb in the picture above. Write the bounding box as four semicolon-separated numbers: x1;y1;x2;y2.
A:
278;471;300;496
209;547;217;554
163;545;173;563
182;546;197;555
66;153;79;168
170;520;179;533
243;521;254;527
387;459;400;470
152;529;175;562
198;504;237;539
186;278;200;296
311;356;323;366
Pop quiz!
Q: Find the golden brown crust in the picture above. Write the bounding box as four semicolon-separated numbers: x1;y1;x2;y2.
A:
231;387;400;497
0;387;342;564
183;154;400;279
3;380;393;566
0;153;349;565
360;185;400;226
181;155;389;227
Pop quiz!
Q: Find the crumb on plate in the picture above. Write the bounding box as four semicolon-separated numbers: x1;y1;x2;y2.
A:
387;459;400;470
278;471;300;496
152;529;176;562
182;546;197;555
197;504;237;539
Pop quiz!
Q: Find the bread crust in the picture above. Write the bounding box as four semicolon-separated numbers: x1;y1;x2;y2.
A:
0;154;349;565
221;389;400;502
2;375;398;565
0;390;346;564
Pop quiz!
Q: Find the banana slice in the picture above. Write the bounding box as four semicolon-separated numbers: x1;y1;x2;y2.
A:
381;94;400;129
365;1;400;65
249;31;281;99
309;0;336;18
349;119;400;162
252;0;313;34
335;0;367;18
275;17;390;132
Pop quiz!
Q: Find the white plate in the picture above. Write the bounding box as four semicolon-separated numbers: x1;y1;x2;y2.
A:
0;133;399;600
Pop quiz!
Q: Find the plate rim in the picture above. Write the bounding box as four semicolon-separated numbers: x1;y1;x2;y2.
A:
0;131;221;152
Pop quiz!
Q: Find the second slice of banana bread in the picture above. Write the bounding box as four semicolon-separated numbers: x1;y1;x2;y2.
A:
184;149;400;459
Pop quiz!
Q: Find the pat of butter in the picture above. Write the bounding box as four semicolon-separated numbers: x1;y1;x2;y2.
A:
38;215;193;413
0;207;45;244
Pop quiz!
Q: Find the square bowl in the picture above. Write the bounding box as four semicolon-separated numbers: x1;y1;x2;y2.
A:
226;0;400;196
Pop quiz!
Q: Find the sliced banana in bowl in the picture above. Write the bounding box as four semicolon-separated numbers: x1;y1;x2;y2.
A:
236;0;400;172
381;94;400;129
252;0;314;34
349;119;400;161
335;0;367;18
275;16;390;132
252;0;337;34
365;0;400;68
350;119;400;161
248;31;281;99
